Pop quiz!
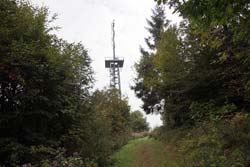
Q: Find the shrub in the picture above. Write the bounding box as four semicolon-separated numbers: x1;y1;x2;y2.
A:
156;114;250;166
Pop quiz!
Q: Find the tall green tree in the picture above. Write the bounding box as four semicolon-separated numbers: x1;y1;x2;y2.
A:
0;0;93;165
133;5;168;113
154;25;190;127
154;0;250;124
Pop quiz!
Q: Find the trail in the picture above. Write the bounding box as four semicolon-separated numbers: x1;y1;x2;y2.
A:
111;137;179;167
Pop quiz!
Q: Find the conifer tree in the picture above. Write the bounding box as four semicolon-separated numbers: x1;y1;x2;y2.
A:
133;5;168;113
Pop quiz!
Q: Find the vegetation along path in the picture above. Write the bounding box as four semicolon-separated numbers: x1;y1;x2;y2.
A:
111;137;179;167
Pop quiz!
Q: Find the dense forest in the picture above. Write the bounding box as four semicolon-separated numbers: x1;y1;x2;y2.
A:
0;0;149;166
133;0;250;166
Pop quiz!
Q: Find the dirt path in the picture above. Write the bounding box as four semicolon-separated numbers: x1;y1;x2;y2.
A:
133;141;163;167
111;137;179;167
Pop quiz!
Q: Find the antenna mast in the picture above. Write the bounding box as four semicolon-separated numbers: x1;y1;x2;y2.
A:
112;20;115;59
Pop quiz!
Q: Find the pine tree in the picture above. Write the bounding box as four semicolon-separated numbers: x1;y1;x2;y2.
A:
132;5;168;113
145;5;168;50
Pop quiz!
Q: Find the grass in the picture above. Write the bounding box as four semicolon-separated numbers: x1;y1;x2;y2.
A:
111;137;149;167
111;137;180;167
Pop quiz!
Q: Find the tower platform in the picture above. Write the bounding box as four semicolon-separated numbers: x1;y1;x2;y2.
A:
105;58;124;68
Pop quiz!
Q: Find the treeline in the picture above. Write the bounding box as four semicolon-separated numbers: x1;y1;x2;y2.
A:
0;1;149;166
134;1;250;166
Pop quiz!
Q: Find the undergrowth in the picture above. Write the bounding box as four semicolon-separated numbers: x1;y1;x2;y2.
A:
150;113;250;166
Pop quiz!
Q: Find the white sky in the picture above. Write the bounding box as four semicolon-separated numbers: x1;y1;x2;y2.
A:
30;0;181;129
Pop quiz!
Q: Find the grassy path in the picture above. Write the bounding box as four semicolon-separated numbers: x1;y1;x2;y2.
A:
111;137;179;167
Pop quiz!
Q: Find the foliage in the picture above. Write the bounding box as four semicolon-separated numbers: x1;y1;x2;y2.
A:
156;0;250;59
152;114;250;166
91;89;131;151
135;0;250;165
40;150;86;167
130;111;149;133
0;1;128;166
145;5;168;50
153;0;250;125
21;149;98;167
0;0;134;167
0;1;133;166
132;5;168;114
134;1;250;126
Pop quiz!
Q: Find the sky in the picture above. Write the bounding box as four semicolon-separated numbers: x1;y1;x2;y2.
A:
30;0;181;128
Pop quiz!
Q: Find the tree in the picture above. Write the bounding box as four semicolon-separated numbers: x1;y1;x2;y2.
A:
154;0;250;125
145;5;168;50
91;89;131;150
154;24;191;127
0;1;93;165
130;111;149;132
132;5;168;114
148;1;250;165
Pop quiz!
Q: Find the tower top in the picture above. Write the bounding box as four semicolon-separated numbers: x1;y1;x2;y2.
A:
111;20;115;59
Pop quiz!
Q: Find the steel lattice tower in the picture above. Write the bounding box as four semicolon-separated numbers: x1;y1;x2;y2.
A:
105;20;124;96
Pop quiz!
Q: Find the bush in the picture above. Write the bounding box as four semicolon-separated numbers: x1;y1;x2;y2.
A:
19;149;98;167
156;114;250;166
